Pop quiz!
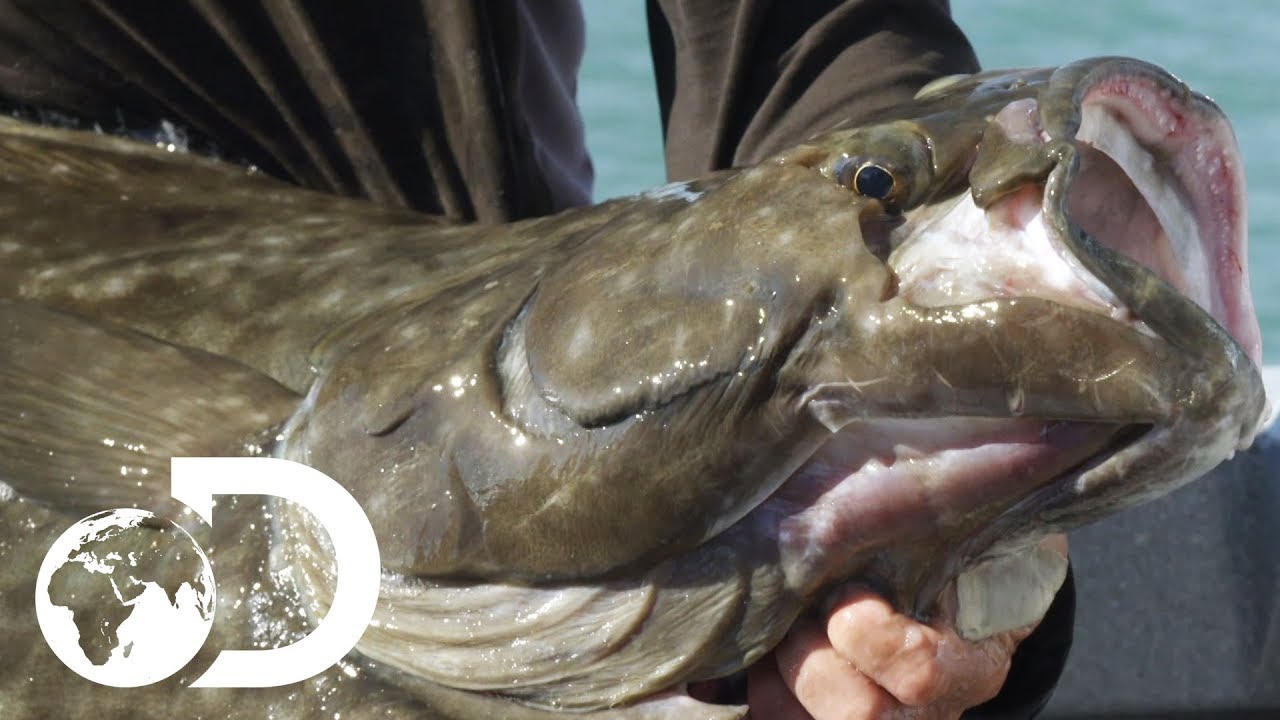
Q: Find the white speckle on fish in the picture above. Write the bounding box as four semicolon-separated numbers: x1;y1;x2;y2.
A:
97;275;134;298
643;181;702;203
568;321;593;360
320;289;346;308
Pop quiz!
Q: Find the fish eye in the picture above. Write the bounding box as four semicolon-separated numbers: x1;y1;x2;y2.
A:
834;156;898;204
852;163;895;200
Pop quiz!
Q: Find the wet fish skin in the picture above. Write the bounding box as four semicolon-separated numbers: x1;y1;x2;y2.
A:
0;56;1269;718
0;120;889;582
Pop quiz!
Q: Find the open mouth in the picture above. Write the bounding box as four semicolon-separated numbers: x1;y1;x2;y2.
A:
1068;70;1261;366
888;67;1258;361
678;63;1268;711
762;62;1262;638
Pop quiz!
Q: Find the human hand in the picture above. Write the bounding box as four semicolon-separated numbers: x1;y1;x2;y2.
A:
747;535;1069;720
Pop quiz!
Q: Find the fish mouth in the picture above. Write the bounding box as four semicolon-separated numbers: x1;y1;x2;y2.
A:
892;58;1261;361
1057;59;1261;366
765;60;1269;618
672;61;1271;710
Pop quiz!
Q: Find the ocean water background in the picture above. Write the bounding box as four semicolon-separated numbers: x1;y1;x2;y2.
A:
578;1;1280;362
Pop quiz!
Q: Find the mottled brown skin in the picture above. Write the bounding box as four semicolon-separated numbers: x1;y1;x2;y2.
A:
0;58;1267;718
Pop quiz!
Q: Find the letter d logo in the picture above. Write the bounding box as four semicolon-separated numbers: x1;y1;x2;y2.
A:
36;457;380;688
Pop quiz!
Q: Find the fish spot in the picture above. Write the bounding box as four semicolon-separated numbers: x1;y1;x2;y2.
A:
568;321;594;360
32;268;65;286
643;181;703;203
670;325;689;356
97;275;135;298
316;288;348;307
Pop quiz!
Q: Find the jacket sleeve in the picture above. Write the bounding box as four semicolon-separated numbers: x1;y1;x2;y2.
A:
646;0;980;177
0;0;593;222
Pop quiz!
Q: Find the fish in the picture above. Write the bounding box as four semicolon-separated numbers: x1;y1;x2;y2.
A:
0;56;1269;719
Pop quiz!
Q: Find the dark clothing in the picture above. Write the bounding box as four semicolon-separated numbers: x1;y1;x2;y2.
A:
0;1;1066;717
0;0;591;222
647;0;978;178
0;1;977;218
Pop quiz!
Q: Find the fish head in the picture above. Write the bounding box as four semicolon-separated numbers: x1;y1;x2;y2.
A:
752;56;1268;611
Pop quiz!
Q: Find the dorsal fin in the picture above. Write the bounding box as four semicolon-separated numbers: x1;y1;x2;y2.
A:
0;300;300;515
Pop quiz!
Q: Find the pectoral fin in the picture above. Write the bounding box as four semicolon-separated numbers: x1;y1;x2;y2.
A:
0;300;300;514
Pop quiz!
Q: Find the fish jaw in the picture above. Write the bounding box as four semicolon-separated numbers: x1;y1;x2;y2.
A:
757;58;1267;623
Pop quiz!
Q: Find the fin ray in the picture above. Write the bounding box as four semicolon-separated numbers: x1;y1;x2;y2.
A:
0;300;300;515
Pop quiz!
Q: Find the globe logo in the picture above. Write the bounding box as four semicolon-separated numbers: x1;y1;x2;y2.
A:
34;508;215;687
34;457;381;688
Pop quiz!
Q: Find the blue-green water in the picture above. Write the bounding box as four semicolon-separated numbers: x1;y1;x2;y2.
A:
578;1;1280;361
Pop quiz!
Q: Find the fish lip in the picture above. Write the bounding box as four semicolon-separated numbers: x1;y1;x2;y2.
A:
1055;62;1268;420
959;59;1271;544
1043;58;1261;366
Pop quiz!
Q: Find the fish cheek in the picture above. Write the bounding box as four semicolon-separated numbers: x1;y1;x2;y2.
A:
490;170;899;574
522;289;761;427
522;163;891;427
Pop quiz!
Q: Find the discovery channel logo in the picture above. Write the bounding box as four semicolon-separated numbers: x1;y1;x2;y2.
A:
34;457;379;688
